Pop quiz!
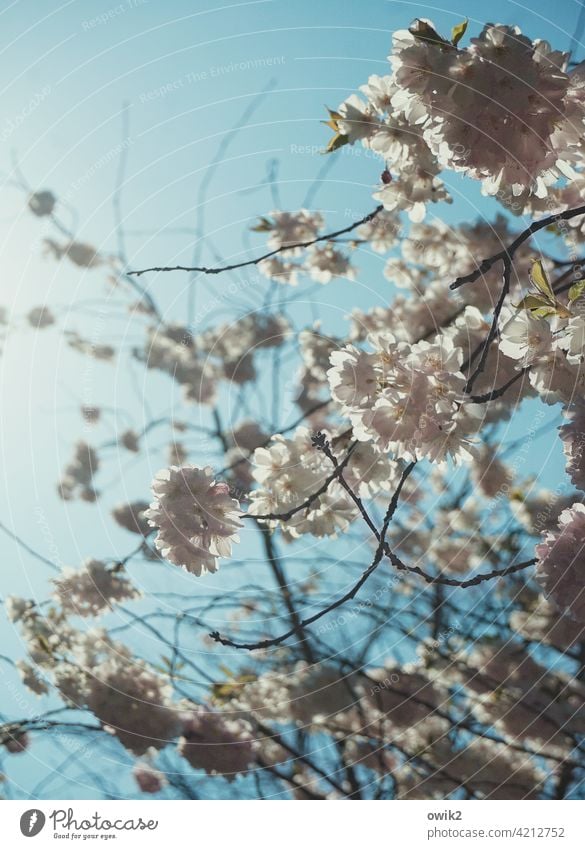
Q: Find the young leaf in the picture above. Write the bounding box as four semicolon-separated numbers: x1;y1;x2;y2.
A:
36;634;53;655
531;306;563;318
321;107;350;154
529;260;555;301
451;19;468;46
553;303;574;319
322;107;343;132
250;216;273;233
325;134;348;153
513;294;554;312
568;279;585;303
513;293;568;319
212;673;257;703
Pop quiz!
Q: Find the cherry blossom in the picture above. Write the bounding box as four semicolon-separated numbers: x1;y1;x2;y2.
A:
536;503;585;621
7;11;585;805
53;559;141;616
145;465;242;575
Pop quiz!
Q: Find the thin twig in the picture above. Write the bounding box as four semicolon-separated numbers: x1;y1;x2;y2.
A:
317;436;535;589
128;206;383;277
245;440;358;522
450;204;585;291
0;520;60;573
386;552;536;588
468;366;530;404
464;255;512;393
209;460;416;651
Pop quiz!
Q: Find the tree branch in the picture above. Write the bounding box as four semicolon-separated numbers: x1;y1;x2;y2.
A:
209;460;416;651
468;366;530;404
464;255;512;393
450;204;585;291
245;439;358;522
128;206;384;277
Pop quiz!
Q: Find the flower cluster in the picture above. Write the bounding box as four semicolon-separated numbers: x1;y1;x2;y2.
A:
455;642;585;746
178;706;255;779
86;656;181;755
111;500;152;536
140;324;217;405
330;20;585;213
58;441;99;502
535;502;585;622
145;465;242;575
329;333;479;464
255;210;358;285
248;427;357;538
559;405;585;490
52;559;141;617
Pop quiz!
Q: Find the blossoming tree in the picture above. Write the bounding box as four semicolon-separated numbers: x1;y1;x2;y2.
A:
3;18;585;800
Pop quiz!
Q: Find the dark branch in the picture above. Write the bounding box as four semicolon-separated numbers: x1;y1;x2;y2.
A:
128;206;384;277
450;203;585;291
209;461;416;651
244;439;358;522
386;552;536;588
468;367;529;404
464;255;512;394
315;437;535;590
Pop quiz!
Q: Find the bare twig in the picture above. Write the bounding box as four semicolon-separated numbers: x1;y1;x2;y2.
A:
464;255;512;393
128;206;384;277
245;439;358;522
386;552;536;588
468;366;530;404
0;519;60;573
209;460;416;651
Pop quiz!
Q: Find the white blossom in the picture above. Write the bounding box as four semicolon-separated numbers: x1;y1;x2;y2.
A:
536;502;585;621
53;559;141;616
145;465;242;575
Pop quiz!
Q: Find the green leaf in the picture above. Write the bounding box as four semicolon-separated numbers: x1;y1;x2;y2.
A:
36;635;53;655
322;107;343;132
250;216;273;233
529;260;555;302
513;293;564;319
517;263;575;319
321;107;349;154
212;673;257;703
568;279;585;303
513;294;553;311
323;132;350;154
555;304;574;319
451;19;468;46
321;106;349;153
531;306;562;318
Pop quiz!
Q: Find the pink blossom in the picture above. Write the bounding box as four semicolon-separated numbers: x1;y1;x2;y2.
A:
536;502;585;620
145;465;242;576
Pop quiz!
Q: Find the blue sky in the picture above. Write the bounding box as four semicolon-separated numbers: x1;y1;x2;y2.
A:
0;0;583;798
